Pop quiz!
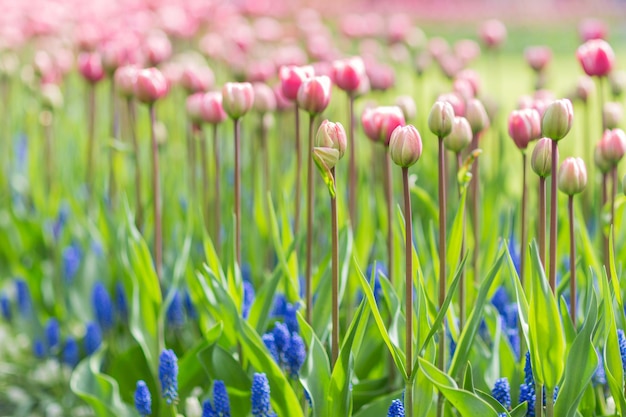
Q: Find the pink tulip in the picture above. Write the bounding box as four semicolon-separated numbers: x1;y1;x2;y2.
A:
479;19;507;49
437;92;465;117
114;65;139;98
558;157;587;195
525;46;552;72
576;76;595;103
222;82;255;119
389;125;422;168
253;82;277;113
180;66;215;93
454;39;481;66
134;68;169;104
576;39;615;77
144;32;172;67
455;69;481;96
246;59;275;83
332;57;366;94
200;92;227;125
279;65;315;101
579;18;607;42
316;119;347;158
78;52;104;84
186;92;204;124
361;106;406;146
273;84;293;111
508;109;541;150
598;128;626;165
296;76;332;116
366;62;395;91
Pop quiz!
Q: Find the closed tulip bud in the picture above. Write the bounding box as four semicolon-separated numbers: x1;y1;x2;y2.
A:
599;128;626;165
603;102;623;129
395;95;416;121
610;70;626;97
558;157;587;195
222;82;254;119
509;109;541;151
180;66;214;93
595;144;612;173
541;99;573;140
465;99;489;135
479;19;507;50
200;92;227;125
316;120;347;159
134;68;169;104
144;32;172;66
428;101;455;138
361;106;405;145
78;52;104;84
389;124;423;167
253;83;276;114
186;93;203;124
297;76;332;116
444;116;472;153
40;83;63;110
576;76;595;103
437;92;465;117
314;147;341;170
115;65;138;98
332;57;366;94
455;69;481;97
531;138;553;177
524;46;552;72
279;65;315;101
576;39;615;78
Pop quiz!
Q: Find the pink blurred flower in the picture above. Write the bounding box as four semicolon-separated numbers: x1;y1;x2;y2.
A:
186;92;204;124
273;83;293;111
297;75;332;116
253;82;277;113
78;52;104;84
577;39;615;77
454;39;481;66
579;18;607;42
437;92;466;117
479;19;507;50
114;65;139;98
246;59;276;83
134;67;169;104
524;46;552;72
332;57;367;95
279;65;315;101
366;62;394;91
180;66;215;93
144;31;172;67
455;69;481;96
200;92;228;125
361;106;406;146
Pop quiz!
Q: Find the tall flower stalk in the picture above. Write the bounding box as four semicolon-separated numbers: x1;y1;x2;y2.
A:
531;138;553;269
389;124;423;417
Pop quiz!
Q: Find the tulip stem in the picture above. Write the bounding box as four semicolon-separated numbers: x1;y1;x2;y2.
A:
212;123;221;250
261;114;270;196
538;176;546;271
456;153;466;330
383;150;394;284
86;83;96;201
331;167;339;368
295;106;302;239
149;105;162;281
187;119;196;204
436;137;447;417
536;383;544;417
583;100;592;219
470;133;480;284
43;112;53;199
549;140;558;292
546;387;554;417
568;195;576;326
348;94;357;227
602;171;609;277
305;115;315;324
108;79;118;206
128;98;143;231
199;125;209;233
234;118;241;266
402;166;414;417
520;153;528;288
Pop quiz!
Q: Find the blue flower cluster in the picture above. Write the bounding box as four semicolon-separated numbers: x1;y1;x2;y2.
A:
202;380;231;417
387;399;405;416
263;302;306;378
159;349;179;405
251;373;276;417
490;287;520;359
165;287;198;328
519;352;536;417
134;380;152;416
492;377;511;409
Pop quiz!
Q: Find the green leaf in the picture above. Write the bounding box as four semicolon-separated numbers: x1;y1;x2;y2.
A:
248;265;283;334
418;357;500;417
299;313;331;417
463;363;475;392
267;193;300;302
312;147;339;197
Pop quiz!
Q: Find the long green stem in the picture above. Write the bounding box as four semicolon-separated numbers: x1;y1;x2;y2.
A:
43;112;53;199
149;105;162;281
295;106;302;238
234;118;241;266
470;133;480;284
108;79;118;206
536;383;544;417
539;176;546;270
546;387;554;417
436;137;447;417
213;123;221;249
199;125;209;232
568;195;576;325
456;153;466;330
384;150;394;284
348;94;356;226
402;166;414;417
305;115;315;323
331;167;339;367
128;99;143;231
521;153;528;288
86;83;96;200
549;140;558;292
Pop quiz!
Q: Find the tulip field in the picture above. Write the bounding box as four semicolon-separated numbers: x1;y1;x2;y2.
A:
2;1;626;417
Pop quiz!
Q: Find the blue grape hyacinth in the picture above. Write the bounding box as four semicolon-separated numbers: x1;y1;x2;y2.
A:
285;334;306;378
492;377;511;409
519;383;535;417
387;399;405;416
45;317;60;352
0;293;11;321
251;373;276;417
618;329;626;373
166;290;185;328
84;322;102;355
135;380;152;416
158;349;179;404
262;333;279;363
243;280;255;319
213;380;231;417
114;282;128;323
15;278;32;317
62;243;81;283
92;282;114;332
33;339;45;358
62;337;79;367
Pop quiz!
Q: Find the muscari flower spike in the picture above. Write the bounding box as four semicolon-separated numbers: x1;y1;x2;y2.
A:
45;317;60;352
284;302;300;334
33;339;45;358
183;289;198;320
0;293;11;321
618;329;626;373
262;333;279;363
84;322;102;355
166;289;185;328
92;282;114;332
492;377;511;409
272;322;290;354
518;383;535;417
62;243;82;283
135;380;152;416
115;282;128;323
387;399;405;417
243;281;255;319
251;373;276;417
15;278;32;317
63;337;79;367
285;334;306;378
213;380;231;417
159;349;179;405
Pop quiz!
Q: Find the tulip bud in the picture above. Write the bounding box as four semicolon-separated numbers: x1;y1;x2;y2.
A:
576;76;595;103
134;68;169;104
222;82;254;119
558;157;587;195
115;65;138;98
541;99;573;140
610;70;626;98
603;102;623;129
395;95;416;121
576;39;615;77
297;76;332;116
253;83;277;114
437;92;465;117
78;52;104;84
366;62;395;91
479;19;507;50
455;69;481;97
332;57;366;94
595;144;612;174
524;46;552;72
144;31;172;66
200;92;227;125
186;93;203;124
579;18;607;42
531;138;552;177
314;146;341;170
389;125;423;167
598;128;626;165
316;120;347;159
465;99;489;135
428;101;455;138
279;65;315;101
40;83;63;110
361;106;405;146
443;117;472;153
180;66;214;93
509;109;541;151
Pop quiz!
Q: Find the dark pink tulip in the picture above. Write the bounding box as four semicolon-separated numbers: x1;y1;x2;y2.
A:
479;19;507;49
78;52;105;84
134;68;169;104
524;46;552;72
579;18;607;42
253;83;276;113
366;62;394;91
332;57;366;94
279;65;314;101
361;106;406;146
200;92;227;125
437;92;465;117
144;32;172;67
577;39;615;77
222;82;255;119
297;76;332;116
180;66;215;93
508;109;541;150
114;65;139;98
